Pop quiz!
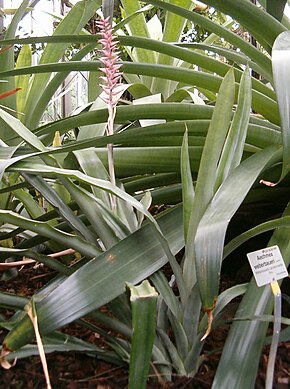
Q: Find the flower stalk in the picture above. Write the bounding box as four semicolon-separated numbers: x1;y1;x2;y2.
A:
97;16;123;210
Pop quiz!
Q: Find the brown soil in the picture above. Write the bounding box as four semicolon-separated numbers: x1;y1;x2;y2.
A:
1;265;289;389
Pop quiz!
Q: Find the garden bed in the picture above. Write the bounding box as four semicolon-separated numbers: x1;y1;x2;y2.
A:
1;264;289;388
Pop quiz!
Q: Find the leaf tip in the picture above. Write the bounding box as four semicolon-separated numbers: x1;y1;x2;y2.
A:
1;342;17;369
260;179;277;187
201;309;214;342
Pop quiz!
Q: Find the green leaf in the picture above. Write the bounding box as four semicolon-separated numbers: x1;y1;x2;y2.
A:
181;128;195;242
12;188;44;219
62;183;128;248
0;247;71;275
151;0;193;96
0;108;101;242
22;173;97;244
150;271;181;320
15;44;32;119
202;0;286;48
33;111;278;153
224;215;290;259
195;145;281;311
29;43;97;130
128;280;158;389
199;283;248;333
74;148;111;206
0;0;31;112
2;204;184;352
136;191;151;229
182;286;202;348
35;103;214;139
0;211;102;258
272;31;290;181
1;330;119;363
0;291;28;310
120;0;155;88
88;69;102;102
144;0;273;78
183;68;236;291
215;65;252;190
266;0;287;22
8;160;187;302
212;203;290;389
0;62;279;124
178;42;272;82
0;143;21;180
23;0;102;129
0;34;276;97
0;107;46;150
102;0;114;20
168;310;189;362
157;329;186;375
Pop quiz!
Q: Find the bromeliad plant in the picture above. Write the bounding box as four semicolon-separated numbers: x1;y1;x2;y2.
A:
0;1;290;388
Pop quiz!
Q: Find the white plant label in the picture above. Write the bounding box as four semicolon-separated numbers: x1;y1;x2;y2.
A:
247;245;288;287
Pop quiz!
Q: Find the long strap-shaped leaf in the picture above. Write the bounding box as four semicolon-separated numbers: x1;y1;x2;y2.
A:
2;204;184;352
28;43;96;129
212;203;290;389
0;247;71;275
181;129;195;243
272;31;290;181
0;34;276;90
183;69;235;291
0;0;31;112
128;280;158;389
202;0;286;49
23;0;102;129
15;44;32;119
2;132;279;184
7;158;186;300
102;0;114;20
191;68;252;315
151;0;193;96
35;103;214;137
22;173;98;243
3;331;119;364
145;0;273;77
179;42;273;82
0;211;102;258
0;61;279;125
0;109;97;242
215;66;252;189
32;112;280;152
120;0;155;65
224;215;290;259
120;0;155;89
195;145;281;313
265;0;287;22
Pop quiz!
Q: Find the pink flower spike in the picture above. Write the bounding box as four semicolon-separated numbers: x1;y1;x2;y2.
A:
97;17;123;109
97;16;124;207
